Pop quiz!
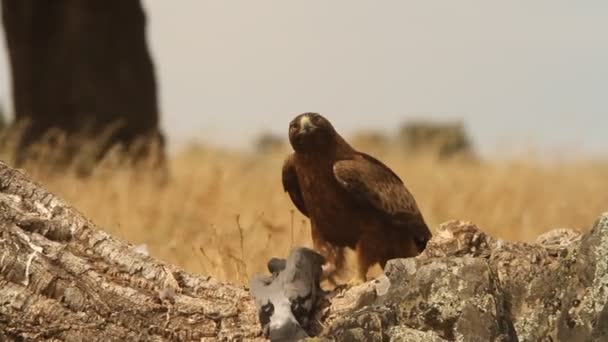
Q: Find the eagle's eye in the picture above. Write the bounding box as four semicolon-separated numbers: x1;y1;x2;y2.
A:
289;122;298;131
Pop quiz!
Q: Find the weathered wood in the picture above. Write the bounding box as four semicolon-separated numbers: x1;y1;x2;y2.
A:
0;160;262;341
2;158;607;341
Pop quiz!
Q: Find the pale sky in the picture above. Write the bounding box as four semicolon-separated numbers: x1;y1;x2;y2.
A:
1;1;607;156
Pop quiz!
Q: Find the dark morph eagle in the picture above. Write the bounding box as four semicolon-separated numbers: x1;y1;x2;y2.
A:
282;112;432;283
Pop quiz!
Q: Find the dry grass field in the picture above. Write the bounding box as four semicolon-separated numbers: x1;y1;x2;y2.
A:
3;139;607;285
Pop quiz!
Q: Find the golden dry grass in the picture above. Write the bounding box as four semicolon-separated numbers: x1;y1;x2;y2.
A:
3;140;608;285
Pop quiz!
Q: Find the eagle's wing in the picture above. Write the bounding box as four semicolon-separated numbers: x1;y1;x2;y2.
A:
333;153;431;239
282;153;309;217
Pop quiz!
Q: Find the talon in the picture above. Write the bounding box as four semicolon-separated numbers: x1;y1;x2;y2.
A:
321;263;337;279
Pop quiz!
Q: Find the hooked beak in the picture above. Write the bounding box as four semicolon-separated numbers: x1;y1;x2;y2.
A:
299;115;316;134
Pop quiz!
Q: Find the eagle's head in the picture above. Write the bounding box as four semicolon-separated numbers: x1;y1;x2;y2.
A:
288;112;337;153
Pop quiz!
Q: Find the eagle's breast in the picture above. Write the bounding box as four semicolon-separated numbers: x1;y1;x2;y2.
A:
294;155;364;248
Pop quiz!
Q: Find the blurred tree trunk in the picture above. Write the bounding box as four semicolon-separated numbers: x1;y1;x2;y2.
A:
1;0;164;169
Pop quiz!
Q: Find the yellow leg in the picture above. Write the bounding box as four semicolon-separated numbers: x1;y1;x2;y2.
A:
351;237;376;287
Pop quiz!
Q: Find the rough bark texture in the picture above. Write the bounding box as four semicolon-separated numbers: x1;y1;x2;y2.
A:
0;160;261;341
1;159;607;341
316;216;608;341
1;0;164;165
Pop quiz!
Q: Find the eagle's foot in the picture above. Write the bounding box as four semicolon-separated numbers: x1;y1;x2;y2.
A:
321;263;337;279
320;263;342;289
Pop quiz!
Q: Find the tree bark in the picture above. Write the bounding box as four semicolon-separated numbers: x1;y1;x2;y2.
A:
3;158;606;341
1;0;164;166
0;160;262;341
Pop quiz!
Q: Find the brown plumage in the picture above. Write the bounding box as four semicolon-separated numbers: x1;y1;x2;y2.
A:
282;112;432;283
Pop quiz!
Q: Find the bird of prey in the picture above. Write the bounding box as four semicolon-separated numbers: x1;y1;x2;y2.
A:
282;112;432;284
249;247;325;341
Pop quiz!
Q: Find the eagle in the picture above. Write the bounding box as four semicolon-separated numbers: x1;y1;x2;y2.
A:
282;112;432;284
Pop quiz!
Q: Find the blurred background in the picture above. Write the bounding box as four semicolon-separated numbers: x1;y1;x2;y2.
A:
0;1;606;284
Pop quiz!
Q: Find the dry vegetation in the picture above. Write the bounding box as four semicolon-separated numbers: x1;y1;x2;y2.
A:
1;135;607;285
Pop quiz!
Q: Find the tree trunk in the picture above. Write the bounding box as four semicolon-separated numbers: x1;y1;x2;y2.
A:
0;160;262;341
1;0;164;166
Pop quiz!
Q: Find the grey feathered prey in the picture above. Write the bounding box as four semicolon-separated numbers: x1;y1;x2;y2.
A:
267;257;287;277
249;247;325;341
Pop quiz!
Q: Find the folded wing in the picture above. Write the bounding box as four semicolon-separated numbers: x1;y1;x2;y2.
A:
333;153;431;241
282;153;309;217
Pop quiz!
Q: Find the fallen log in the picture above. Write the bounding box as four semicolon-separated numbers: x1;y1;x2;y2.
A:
0;161;262;341
2;159;608;341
